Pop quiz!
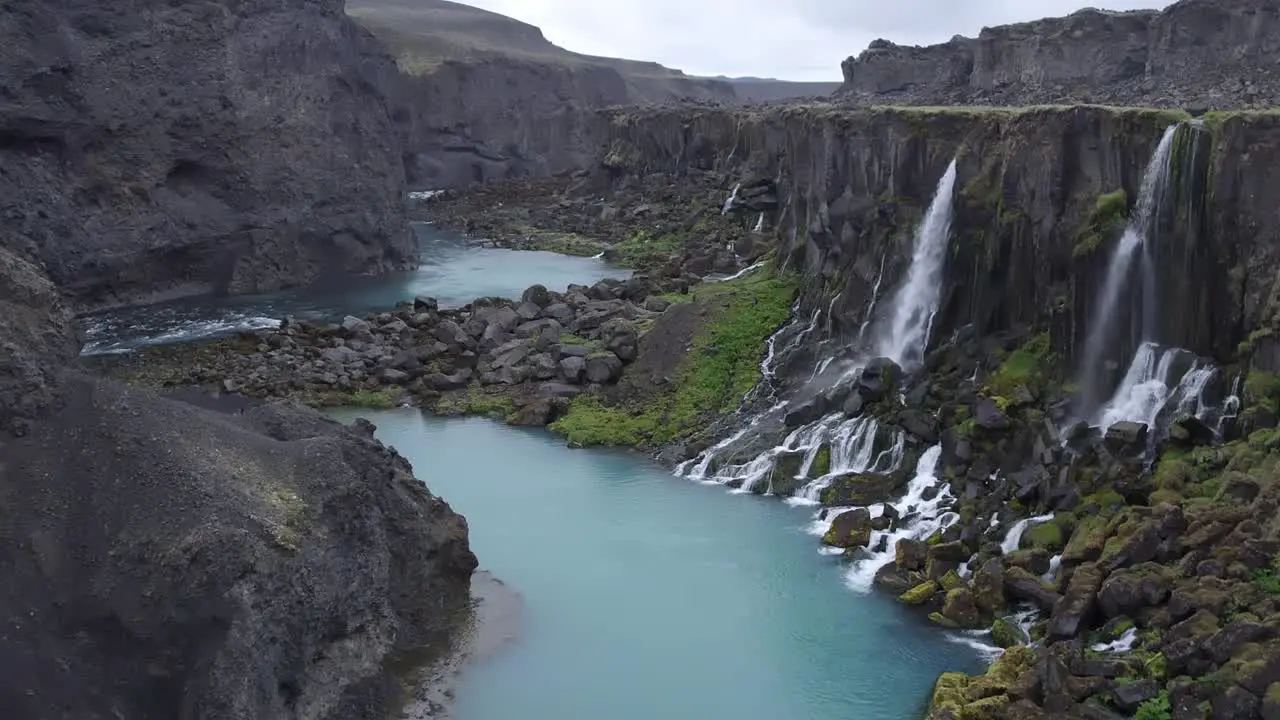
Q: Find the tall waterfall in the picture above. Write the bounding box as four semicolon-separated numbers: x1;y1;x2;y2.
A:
678;158;961;521
876;159;959;369
1076;125;1179;417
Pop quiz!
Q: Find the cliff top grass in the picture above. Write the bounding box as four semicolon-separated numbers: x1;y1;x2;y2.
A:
549;266;799;448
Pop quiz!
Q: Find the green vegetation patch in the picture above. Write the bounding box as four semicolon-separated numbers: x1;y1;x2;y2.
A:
611;229;684;270
984;332;1055;399
298;387;399;409
550;268;799;447
1074;189;1129;259
1244;370;1280;414
434;386;517;420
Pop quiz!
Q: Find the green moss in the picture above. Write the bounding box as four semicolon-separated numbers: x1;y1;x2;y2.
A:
1245;370;1280;414
549;268;799;447
435;386;516;421
611;229;684;270
899;580;941;605
299;387;398;409
1254;567;1280;596
1024;520;1067;553
1134;691;1172;720
1074;189;1129;259
1237;327;1275;357
984;333;1053;399
809;445;832;478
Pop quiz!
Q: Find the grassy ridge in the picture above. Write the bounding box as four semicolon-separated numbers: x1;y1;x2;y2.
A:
550;267;799;448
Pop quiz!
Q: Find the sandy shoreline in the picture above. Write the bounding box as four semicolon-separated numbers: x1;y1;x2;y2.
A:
401;570;526;719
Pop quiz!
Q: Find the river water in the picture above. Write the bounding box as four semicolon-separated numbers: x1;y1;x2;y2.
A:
79;224;621;355
329;411;986;720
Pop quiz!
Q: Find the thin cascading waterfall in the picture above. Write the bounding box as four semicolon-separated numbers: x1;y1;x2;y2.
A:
842;445;959;593
875;160;959;368
1076;125;1179;417
855;254;888;346
721;183;741;215
1094;341;1223;436
999;514;1055;555
790;417;904;505
753;212;765;233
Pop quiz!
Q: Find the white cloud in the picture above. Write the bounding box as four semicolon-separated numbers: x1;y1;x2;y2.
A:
457;0;1174;81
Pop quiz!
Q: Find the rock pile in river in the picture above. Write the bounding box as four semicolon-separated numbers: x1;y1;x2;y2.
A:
134;275;678;427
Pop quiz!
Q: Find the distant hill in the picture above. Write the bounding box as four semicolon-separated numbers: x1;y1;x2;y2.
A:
346;0;733;103
716;76;843;102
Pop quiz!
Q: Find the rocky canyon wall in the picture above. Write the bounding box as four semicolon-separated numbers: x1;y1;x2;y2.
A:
0;0;415;311
838;0;1280;109
589;105;1280;370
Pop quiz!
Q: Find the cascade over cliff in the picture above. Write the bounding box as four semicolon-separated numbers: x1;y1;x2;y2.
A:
837;0;1280;109
1;0;416;311
589;105;1280;370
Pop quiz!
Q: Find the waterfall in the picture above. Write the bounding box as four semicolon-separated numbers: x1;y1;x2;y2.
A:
721;183;741;215
1094;341;1224;437
753;212;765;233
840;445;958;593
1076;125;1179;417
999;514;1055;555
875;160;959;368
678;158;961;487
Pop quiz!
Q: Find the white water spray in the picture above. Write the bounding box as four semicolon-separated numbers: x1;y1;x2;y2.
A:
721;183;741;215
875;159;959;368
843;445;959;593
999;514;1055;555
1077;125;1179;415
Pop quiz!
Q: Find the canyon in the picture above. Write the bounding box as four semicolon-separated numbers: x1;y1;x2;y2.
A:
6;0;1280;718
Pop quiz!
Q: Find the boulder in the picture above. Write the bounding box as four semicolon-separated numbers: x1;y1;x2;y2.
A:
602;324;639;362
1104;421;1148;453
991;617;1030;648
975;397;1010;431
584;353;623;383
1047;562;1104;640
896;539;929;571
1003;566;1062;612
644;296;671;313
559;356;587;383
521;284;552;307
900;410;939;444
820;472;902;507
941;587;982;628
784;397;827;428
858;357;901;401
823;508;873;548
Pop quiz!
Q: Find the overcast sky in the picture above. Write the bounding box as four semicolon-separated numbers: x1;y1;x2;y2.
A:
460;0;1174;81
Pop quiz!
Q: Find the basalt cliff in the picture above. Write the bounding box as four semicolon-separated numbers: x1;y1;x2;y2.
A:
838;0;1279;109
0;1;476;718
1;0;416;311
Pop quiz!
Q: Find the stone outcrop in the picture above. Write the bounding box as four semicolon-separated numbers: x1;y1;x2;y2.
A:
0;375;476;720
347;0;736;187
837;0;1280;109
0;0;415;310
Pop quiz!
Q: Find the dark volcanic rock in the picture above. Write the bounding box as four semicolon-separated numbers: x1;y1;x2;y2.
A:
0;0;414;309
837;0;1280;109
0;377;476;720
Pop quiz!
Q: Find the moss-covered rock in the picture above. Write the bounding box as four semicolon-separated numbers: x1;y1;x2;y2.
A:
900;580;941;606
991;617;1030;648
941;587;983;628
808;444;832;478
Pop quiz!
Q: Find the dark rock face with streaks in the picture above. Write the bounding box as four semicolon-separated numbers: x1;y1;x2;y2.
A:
0;0;415;311
0;377;476;720
838;0;1280;109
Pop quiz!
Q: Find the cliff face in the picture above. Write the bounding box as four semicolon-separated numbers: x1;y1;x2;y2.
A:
347;0;737;188
0;377;477;720
838;0;1280;109
395;58;648;188
589;105;1280;371
0;0;416;310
